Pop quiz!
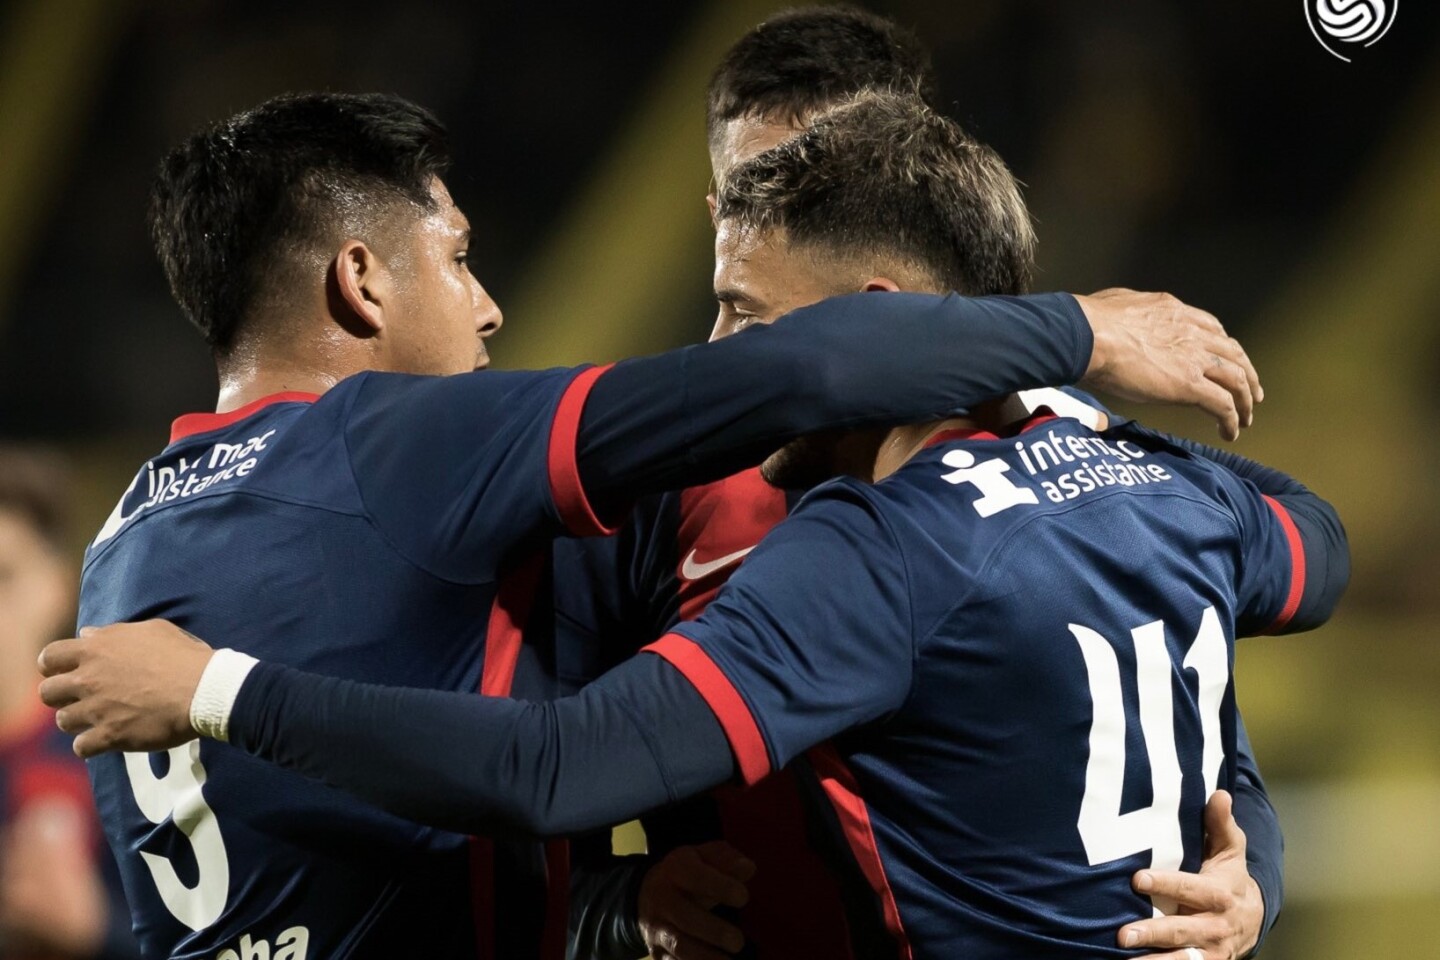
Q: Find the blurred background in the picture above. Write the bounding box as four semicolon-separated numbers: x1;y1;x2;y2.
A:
0;0;1436;957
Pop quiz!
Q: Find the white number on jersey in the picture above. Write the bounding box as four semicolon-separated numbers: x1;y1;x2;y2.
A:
123;742;229;930
1069;606;1229;915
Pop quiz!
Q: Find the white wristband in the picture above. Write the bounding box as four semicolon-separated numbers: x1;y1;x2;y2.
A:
189;648;260;743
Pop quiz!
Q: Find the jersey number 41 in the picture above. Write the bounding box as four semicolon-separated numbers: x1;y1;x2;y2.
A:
1069;606;1229;915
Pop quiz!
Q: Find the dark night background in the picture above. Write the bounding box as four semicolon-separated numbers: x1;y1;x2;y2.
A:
0;2;1436;955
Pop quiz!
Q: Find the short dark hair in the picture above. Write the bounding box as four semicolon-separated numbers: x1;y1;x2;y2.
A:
706;5;937;149
149;92;451;352
717;92;1035;297
0;446;71;552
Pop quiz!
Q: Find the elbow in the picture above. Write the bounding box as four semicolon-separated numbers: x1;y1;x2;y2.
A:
1308;501;1351;627
1285;499;1352;633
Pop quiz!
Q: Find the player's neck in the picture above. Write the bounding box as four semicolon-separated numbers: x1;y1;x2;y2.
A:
214;336;370;413
872;396;1014;481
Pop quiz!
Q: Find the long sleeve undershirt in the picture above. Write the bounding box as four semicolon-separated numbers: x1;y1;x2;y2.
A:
571;291;1090;514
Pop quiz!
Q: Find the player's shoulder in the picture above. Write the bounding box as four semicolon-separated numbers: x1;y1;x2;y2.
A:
85;390;367;562
341;365;585;419
882;415;1241;543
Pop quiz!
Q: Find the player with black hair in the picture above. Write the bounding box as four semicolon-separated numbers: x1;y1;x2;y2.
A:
705;4;938;185
39;91;1346;960
60;89;1247;960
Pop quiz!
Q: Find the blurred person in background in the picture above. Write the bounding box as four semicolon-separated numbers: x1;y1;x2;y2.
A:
561;8;1283;960
0;448;137;960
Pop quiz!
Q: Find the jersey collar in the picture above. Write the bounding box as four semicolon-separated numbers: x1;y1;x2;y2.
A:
170;391;320;444
922;409;1060;449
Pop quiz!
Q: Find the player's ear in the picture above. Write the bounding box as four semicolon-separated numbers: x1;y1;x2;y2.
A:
332;240;391;335
861;276;902;294
706;193;719;224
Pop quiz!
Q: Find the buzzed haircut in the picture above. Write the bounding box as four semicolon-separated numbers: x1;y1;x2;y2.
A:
149;92;452;353
0;446;71;552
717;91;1035;297
706;5;937;149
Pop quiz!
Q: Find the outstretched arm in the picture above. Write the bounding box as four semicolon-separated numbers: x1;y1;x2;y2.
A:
41;491;912;832
571;288;1259;517
41;627;735;838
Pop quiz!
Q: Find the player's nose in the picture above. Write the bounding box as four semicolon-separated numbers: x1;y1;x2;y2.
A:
475;287;503;339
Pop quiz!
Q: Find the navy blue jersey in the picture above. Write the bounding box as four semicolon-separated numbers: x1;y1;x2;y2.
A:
80;290;1105;959
79;369;602;960
215;415;1340;957
645;415;1305;959
555;389;1284;960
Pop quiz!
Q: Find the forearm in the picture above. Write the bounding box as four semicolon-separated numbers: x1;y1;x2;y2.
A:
225;654;735;837
1232;716;1284;955
577;292;1090;501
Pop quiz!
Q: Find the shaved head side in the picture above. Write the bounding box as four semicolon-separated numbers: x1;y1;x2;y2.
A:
717;91;1036;299
706;5;937;151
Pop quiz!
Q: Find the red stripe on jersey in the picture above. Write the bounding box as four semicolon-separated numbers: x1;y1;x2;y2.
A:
643;634;771;785
480;552;545;697
474;551;568;960
676;468;787;621
547;365;618;537
807;744;914;960
170;391;319;443
922;411;1060;449
923;427;996;447
1261;495;1307;633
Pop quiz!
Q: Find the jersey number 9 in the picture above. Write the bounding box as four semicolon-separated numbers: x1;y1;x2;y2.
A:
124;742;230;931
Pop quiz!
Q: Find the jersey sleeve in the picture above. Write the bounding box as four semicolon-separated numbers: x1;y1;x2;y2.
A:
229;648;737;837
343;367;611;582
643;483;915;784
1209;473;1302;635
345;290;1094;583
574;291;1091;505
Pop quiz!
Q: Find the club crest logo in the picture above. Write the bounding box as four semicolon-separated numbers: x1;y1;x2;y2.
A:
1305;0;1398;62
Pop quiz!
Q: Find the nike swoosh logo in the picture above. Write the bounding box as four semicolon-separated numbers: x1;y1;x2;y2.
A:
680;546;756;581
